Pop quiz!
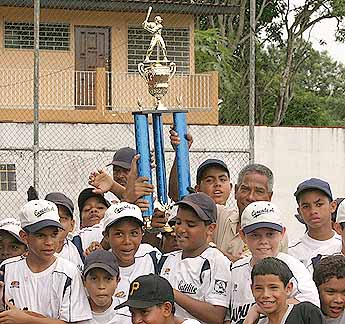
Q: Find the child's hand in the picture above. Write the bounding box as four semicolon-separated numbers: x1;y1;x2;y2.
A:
169;128;193;151
84;241;102;257
243;304;265;324
0;300;45;323
88;169;113;194
151;208;167;229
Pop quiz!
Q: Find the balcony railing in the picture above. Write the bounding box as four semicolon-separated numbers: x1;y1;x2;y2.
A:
0;68;218;124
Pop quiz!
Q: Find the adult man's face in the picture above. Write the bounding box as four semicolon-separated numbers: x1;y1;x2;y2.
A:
235;172;273;216
113;165;130;187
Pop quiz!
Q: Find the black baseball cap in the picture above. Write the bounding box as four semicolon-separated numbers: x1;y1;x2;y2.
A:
294;178;333;201
107;147;136;169
115;274;174;310
83;250;119;277
175;192;217;223
196;159;229;183
45;192;74;217
78;188;110;214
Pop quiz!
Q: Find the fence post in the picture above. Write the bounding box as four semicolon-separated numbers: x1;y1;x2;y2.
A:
96;67;106;113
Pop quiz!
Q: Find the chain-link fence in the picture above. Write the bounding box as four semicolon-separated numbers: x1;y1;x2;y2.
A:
0;0;253;218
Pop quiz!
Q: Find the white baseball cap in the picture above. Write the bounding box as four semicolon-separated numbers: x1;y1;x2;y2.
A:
241;201;284;234
336;199;345;224
19;199;64;233
0;218;25;244
103;202;144;231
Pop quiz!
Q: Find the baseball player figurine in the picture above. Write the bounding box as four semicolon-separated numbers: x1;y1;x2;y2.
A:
143;7;168;63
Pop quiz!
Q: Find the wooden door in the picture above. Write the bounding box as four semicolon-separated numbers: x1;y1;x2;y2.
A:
75;27;111;109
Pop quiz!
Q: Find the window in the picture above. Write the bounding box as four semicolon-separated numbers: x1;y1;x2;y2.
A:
0;164;17;191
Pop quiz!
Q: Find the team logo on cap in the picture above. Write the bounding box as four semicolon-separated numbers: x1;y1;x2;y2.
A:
113;204;136;214
251;206;274;218
34;206;55;218
130;281;140;296
10;281;20;289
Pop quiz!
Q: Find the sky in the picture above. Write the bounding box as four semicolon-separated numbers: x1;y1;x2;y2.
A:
289;0;345;64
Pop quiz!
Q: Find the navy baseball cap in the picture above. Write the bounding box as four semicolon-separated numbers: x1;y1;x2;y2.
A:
115;274;174;310
78;188;110;214
83;250;119;277
196;159;229;183
294;178;333;201
107;147;136;169
175;192;217;223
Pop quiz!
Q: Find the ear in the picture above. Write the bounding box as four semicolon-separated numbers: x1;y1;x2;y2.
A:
286;281;293;295
239;229;247;243
195;184;200;192
206;223;216;236
234;184;239;200
334;222;343;236
19;230;29;245
161;301;172;317
280;227;287;239
297;207;301;217
330;200;337;214
71;219;76;229
268;191;273;200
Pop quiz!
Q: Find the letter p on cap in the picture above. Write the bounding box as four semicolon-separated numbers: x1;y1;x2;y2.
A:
130;282;140;295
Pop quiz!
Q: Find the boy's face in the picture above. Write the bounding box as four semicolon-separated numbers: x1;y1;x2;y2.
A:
58;205;75;234
84;268;119;312
175;207;215;257
235;172;272;216
251;274;292;315
130;303;171;324
20;226;60;262
104;219;143;267
0;231;27;262
196;166;232;205
81;197;107;228
297;190;336;230
113;165;130;187
240;227;284;263
319;277;345;318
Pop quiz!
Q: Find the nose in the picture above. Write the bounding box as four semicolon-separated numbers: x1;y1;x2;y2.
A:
334;293;345;304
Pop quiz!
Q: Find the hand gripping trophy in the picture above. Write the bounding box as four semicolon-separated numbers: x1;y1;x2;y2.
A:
142;7;168;63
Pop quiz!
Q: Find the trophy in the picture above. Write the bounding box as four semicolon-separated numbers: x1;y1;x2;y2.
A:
133;7;191;228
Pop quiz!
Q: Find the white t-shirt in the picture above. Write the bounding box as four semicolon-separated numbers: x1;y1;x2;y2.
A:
288;231;341;265
228;252;320;324
306;237;343;273
57;238;84;271
114;248;160;324
79;297;130;324
159;247;231;324
78;221;104;251
1;255;92;322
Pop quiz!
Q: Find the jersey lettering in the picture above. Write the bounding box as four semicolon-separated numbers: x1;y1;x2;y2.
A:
231;302;255;322
177;280;198;294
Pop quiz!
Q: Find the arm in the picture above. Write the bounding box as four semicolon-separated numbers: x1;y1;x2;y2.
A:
174;290;226;324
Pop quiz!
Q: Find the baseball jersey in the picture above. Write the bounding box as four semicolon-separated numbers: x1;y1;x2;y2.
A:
57;238;84;271
325;311;345;323
228;252;320;324
288;231;341;265
306;236;343;273
159;246;231;324
114;248;160;324
1;255;92;322
258;302;325;324
79;297;131;324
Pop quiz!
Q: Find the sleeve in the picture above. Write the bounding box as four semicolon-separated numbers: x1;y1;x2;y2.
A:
59;268;92;322
204;252;231;307
289;258;320;307
289;302;325;324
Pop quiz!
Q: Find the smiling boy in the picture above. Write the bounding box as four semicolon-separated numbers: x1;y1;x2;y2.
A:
0;199;92;323
227;201;319;324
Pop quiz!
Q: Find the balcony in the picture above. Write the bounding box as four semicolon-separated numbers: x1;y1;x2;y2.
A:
0;68;218;124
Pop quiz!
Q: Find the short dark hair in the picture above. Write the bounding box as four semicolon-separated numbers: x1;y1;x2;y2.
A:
251;257;293;287
313;255;345;287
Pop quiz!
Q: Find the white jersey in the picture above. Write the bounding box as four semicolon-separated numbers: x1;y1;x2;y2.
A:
1;255;92;322
159;247;231;324
114;248;160;324
78;222;104;250
306;236;343;273
288;231;341;265
228;252;320;324
79;297;130;324
57;238;84;271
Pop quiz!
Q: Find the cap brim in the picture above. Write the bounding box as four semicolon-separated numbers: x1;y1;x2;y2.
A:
0;229;26;245
175;201;214;223
197;162;229;182
114;299;163;310
83;263;118;277
243;222;283;234
106;161;131;169
105;216;144;230
23;220;64;233
79;190;111;211
51;201;74;217
295;186;332;200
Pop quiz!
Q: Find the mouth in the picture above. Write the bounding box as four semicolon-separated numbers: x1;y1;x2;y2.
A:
258;301;275;308
329;306;344;317
120;249;134;256
42;249;54;255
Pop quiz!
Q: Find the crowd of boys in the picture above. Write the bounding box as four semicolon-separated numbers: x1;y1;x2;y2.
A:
0;132;345;324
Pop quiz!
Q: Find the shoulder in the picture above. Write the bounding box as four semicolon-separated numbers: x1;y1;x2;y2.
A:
289;301;323;318
1;255;25;269
276;252;306;267
231;256;251;271
288;235;305;249
202;247;231;265
54;257;81;277
216;205;239;223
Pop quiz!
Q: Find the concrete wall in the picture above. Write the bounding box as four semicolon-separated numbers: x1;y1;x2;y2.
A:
1;123;344;241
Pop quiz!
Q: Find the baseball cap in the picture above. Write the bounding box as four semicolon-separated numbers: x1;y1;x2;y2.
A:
294;178;333;201
175;192;217;223
19;199;64;233
83;249;119;277
336;199;345;224
78;188;110;214
103;202;144;230
115;274;174;310
0;218;25;244
107;147;136;169
332;198;345;223
196;159;230;183
241;201;284;234
45;192;74;217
